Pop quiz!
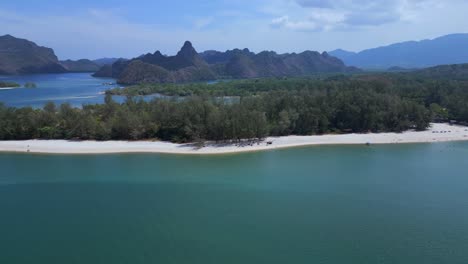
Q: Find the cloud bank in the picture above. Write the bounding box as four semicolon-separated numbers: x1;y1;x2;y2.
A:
271;0;438;31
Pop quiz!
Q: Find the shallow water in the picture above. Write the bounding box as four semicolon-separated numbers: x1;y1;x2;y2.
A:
1;142;468;263
0;73;120;108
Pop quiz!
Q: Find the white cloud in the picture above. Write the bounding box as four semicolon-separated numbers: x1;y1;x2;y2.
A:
193;17;215;30
271;16;319;31
270;10;345;31
271;0;438;31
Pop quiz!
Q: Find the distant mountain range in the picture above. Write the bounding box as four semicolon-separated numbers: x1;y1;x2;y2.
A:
61;58;126;73
93;58;122;66
60;59;101;73
329;34;468;69
4;33;468;80
94;41;356;84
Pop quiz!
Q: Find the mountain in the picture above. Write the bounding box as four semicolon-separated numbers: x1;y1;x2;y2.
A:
329;34;468;69
94;41;216;84
214;50;354;79
0;34;67;75
128;41;210;71
93;58;122;66
60;59;100;72
200;48;255;64
96;41;356;84
327;49;356;61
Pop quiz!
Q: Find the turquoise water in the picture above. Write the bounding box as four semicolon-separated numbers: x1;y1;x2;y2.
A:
0;73;117;108
1;142;468;263
0;73;221;108
0;73;163;108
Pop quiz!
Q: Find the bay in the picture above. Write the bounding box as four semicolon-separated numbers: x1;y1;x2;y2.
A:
0;73;221;108
0;73;117;108
1;142;468;263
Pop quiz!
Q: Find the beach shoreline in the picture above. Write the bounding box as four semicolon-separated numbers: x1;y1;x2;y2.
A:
0;87;19;90
1;123;467;155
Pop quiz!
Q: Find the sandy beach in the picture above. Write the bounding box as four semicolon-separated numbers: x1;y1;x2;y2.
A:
0;87;18;90
0;123;467;155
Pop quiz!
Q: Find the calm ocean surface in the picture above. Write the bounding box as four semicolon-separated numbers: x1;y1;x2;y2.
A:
0;73;215;108
0;73;119;108
1;142;468;263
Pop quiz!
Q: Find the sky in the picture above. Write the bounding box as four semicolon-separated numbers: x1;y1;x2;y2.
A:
1;0;468;60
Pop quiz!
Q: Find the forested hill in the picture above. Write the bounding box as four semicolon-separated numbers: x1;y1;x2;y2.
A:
93;41;357;84
412;63;468;80
0;35;67;75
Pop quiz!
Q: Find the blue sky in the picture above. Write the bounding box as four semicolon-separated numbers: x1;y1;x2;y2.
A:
2;0;468;59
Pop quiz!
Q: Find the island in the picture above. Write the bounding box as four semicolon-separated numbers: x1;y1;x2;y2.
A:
1;63;468;155
0;81;37;89
0;81;20;89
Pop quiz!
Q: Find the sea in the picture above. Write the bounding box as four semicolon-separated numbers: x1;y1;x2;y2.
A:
0;73;164;108
1;142;468;263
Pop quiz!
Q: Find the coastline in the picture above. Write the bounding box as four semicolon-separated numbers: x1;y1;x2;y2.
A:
1;123;467;155
0;87;19;90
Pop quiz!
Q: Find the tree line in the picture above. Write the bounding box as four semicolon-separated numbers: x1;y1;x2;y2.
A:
109;73;468;123
2;73;468;142
0;87;439;142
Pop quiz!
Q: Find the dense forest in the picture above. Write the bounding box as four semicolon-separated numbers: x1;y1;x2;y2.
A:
3;71;468;142
107;70;468;98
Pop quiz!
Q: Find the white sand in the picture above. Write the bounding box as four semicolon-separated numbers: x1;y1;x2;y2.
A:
1;123;467;155
0;87;18;90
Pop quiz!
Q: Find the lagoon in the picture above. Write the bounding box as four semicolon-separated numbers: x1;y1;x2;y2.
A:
0;73;117;108
1;142;468;263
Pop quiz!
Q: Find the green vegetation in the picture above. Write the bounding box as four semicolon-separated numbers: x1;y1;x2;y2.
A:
0;81;20;88
0;81;36;88
107;77;339;97
2;72;468;143
107;72;468;98
24;82;37;88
